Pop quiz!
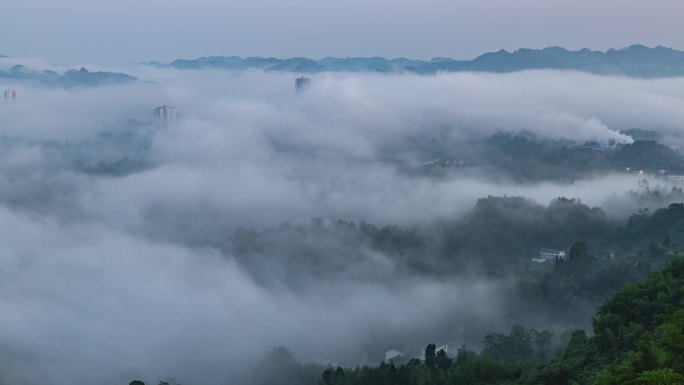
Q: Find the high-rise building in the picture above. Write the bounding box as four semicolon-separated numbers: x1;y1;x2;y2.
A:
3;88;19;102
295;77;311;94
154;105;176;123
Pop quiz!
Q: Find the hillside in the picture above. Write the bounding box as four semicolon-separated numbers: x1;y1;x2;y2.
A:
0;65;137;87
308;257;684;385
152;45;684;78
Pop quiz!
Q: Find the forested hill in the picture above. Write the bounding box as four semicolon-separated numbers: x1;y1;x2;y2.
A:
410;131;684;182
315;257;684;385
0;65;137;87
152;45;684;78
220;199;684;352
226;198;684;281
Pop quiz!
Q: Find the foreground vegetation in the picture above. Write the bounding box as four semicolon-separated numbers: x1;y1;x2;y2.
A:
320;257;684;385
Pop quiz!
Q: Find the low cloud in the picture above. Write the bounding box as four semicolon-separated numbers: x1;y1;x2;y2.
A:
0;65;683;384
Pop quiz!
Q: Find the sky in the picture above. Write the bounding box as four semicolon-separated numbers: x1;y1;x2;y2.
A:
1;0;683;65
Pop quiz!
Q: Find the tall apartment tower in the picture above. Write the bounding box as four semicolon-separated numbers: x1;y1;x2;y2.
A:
154;105;176;123
295;77;311;94
3;88;19;103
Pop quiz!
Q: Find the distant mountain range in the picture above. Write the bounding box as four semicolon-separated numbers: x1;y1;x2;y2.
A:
0;65;137;88
151;45;684;78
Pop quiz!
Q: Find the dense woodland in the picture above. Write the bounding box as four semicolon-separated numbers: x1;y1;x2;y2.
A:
310;257;684;385
226;196;684;279
409;131;684;182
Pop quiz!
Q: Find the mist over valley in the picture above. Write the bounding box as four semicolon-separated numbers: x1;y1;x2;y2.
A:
2;44;684;385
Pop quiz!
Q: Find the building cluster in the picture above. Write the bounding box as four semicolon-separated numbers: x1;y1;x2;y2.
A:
421;158;466;169
625;167;645;175
655;168;684;182
3;88;19;103
532;249;567;263
624;167;684;183
154;105;176;123
3;86;177;124
5;77;310;122
3;86;178;124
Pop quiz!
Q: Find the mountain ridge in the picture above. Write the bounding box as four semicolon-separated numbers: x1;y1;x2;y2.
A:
150;44;684;78
0;65;137;88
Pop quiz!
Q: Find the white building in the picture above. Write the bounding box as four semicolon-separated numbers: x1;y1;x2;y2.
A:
533;249;567;263
154;105;176;123
385;350;403;362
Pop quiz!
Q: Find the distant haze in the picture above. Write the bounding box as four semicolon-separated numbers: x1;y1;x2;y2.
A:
1;0;683;64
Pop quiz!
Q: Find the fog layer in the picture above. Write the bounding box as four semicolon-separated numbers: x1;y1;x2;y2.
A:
0;67;683;384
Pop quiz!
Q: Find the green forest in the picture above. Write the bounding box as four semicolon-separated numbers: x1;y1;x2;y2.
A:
318;258;684;385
